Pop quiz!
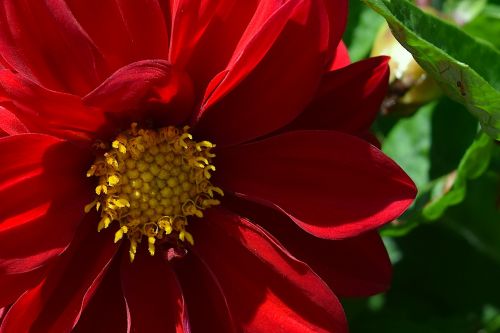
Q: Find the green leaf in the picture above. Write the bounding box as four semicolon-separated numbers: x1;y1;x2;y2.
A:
380;98;478;236
443;0;487;24
423;131;495;220
382;102;433;189
378;104;433;238
483;305;500;333
362;0;500;140
429;97;478;179
346;222;500;333
446;171;500;264
344;1;384;61
464;4;500;50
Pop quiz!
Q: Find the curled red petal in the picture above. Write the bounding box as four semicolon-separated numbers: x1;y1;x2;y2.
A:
322;0;348;64
173;250;237;333
169;0;284;97
73;256;128;333
121;252;189;333
0;134;91;274
0;307;5;325
0;106;28;137
224;197;392;297
0;70;106;143
288;56;390;135
65;0;170;75
215;130;417;239
329;41;351;70
0;222;118;333
193;0;330;146
0;268;47;308
83;60;195;128
192;207;348;333
0;0;108;95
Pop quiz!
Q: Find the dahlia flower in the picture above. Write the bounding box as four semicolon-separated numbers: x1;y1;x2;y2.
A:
0;1;416;332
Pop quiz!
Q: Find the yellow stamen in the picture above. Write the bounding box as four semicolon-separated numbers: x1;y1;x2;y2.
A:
86;123;222;261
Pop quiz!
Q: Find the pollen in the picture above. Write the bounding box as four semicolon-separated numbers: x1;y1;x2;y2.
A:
85;123;223;261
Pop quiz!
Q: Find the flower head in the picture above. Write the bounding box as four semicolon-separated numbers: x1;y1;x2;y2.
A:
0;1;416;332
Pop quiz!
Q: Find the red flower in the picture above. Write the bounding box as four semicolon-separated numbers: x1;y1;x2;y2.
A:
0;1;416;332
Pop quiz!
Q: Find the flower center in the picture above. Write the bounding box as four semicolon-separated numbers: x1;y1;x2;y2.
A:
85;123;223;261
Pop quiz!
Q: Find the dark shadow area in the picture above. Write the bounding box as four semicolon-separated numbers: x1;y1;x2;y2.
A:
344;222;500;333
429;97;477;179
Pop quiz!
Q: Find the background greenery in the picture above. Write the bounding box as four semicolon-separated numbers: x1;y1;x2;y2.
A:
342;1;500;332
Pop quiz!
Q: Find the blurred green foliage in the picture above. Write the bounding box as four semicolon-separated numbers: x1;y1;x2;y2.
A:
343;0;500;332
464;4;500;50
343;1;384;61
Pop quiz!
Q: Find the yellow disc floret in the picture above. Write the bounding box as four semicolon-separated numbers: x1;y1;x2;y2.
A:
85;123;223;261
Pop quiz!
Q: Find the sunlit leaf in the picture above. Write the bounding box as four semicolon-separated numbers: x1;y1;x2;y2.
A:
362;0;500;140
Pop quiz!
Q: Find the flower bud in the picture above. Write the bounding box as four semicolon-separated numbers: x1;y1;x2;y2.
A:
371;21;441;115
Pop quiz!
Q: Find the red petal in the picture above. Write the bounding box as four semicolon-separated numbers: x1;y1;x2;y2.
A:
0;267;47;308
192;208;348;333
225;197;392;297
121;253;188;333
0;134;92;274
0;70;106;143
0;0;108;95
310;232;392;297
288;56;390;135
83;60;194;127
193;0;330;146
0;106;28;137
73;257;128;333
329;41;351;70
215;130;417;239
0;222;119;333
173;251;237;333
322;0;348;64
0;307;6;324
65;0;169;75
169;0;284;97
